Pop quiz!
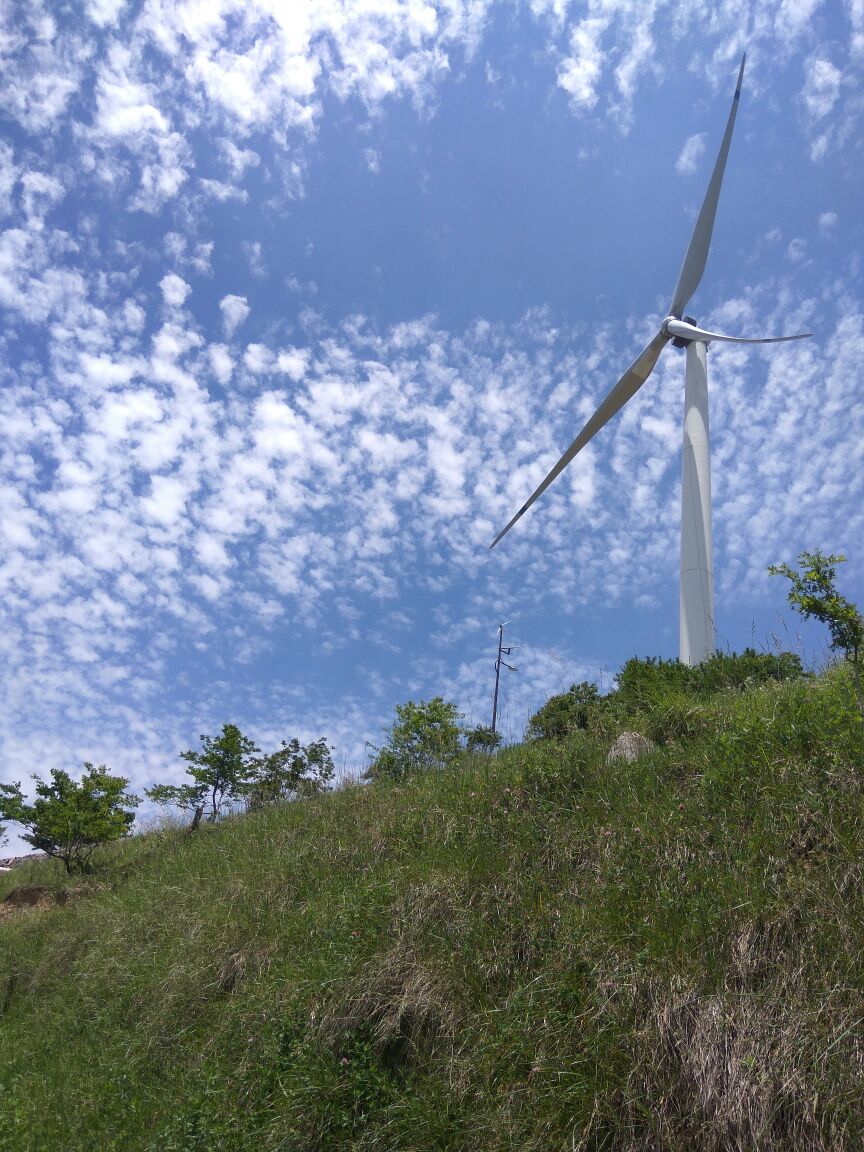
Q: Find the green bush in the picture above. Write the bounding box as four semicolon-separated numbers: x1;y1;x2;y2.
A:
526;681;603;741
365;697;463;780
465;725;501;753
615;649;804;713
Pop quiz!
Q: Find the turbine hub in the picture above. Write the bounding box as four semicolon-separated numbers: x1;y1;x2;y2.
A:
667;315;698;349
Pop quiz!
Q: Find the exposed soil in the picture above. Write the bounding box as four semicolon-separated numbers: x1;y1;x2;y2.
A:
0;885;72;921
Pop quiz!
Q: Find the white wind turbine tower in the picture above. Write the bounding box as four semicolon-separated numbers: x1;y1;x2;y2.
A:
491;54;811;666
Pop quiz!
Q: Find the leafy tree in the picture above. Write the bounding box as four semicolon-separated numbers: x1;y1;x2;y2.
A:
0;764;139;874
245;737;335;810
466;725;501;753
144;781;204;822
365;698;463;781
527;682;601;741
770;550;863;714
146;723;260;823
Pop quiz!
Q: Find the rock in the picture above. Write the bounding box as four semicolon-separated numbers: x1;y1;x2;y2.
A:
606;732;657;764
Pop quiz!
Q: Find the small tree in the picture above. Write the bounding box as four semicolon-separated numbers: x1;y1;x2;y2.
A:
146;723;260;823
245;737;335;810
0;764;139;874
527;681;601;741
365;698;463;781
769;550;863;714
144;781;204;823
466;725;501;754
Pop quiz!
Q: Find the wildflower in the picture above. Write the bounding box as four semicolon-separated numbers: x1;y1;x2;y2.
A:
340;1057;349;1066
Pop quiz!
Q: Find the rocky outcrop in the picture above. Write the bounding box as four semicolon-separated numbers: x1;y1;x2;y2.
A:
0;853;49;870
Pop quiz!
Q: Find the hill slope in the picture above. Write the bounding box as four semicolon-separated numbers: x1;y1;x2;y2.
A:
1;667;863;1151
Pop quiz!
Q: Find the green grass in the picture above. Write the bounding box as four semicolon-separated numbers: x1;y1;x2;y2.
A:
1;666;863;1150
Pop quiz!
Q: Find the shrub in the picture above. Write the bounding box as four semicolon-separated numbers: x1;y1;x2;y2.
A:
615;650;804;713
465;726;501;753
245;738;335;810
365;698;463;781
527;681;602;741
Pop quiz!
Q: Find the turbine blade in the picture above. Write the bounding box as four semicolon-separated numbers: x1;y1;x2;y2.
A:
665;317;812;344
490;329;670;548
669;54;746;318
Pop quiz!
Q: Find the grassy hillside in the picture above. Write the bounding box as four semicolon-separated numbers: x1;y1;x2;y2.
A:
1;665;863;1151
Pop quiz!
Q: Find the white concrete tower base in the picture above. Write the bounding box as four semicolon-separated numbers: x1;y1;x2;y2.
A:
679;339;715;665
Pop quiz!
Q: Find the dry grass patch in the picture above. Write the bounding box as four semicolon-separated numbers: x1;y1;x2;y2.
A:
317;944;459;1075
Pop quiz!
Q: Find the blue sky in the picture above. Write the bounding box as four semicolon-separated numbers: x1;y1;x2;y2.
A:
1;0;863;854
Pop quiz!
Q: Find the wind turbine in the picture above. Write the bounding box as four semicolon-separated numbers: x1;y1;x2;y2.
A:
490;54;811;665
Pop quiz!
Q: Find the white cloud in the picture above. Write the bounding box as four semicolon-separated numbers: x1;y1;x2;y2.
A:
220;293;250;337
20;171;65;224
93;45;169;138
0;3;89;133
208;343;233;384
221;139;261;179
277;347;310;381
90;43;191;211
243;240;266;278
675;133;706;175
164;232;213;275
531;0;861;145
0;143;19;218
199;178;248;203
142;475;190;526
86;0;128;27
0;226;91;325
786;237;807;262
159;272;191;307
244;343;273;373
557;18;606;111
801;55;843;119
817;210;837;232
128;132;190;212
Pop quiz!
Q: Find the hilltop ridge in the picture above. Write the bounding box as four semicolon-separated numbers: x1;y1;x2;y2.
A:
1;661;862;1151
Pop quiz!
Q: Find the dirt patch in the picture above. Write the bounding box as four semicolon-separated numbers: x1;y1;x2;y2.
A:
0;885;72;921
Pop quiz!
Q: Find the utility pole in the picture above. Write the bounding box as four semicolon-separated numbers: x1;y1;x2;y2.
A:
491;622;517;736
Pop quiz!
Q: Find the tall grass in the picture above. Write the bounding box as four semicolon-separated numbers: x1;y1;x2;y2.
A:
1;666;862;1150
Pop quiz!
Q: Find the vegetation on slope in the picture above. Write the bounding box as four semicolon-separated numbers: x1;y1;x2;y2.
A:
1;659;863;1151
